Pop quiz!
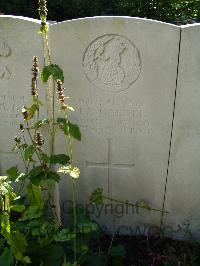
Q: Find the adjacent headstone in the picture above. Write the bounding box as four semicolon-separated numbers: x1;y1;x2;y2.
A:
50;17;181;232
163;24;200;239
0;16;45;173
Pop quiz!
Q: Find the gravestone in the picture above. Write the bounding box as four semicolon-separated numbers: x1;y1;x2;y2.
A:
163;24;200;239
2;15;199;238
50;17;181;232
0;16;45;173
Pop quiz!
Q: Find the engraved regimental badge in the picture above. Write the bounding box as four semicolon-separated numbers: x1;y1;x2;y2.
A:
83;34;141;93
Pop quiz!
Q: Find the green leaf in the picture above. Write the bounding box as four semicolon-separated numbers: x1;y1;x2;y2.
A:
21;143;28;150
15;173;26;183
33;119;49;129
57;166;80;179
138;201;152;211
29;166;43;178
0;248;14;266
29;167;46;186
57;118;81;141
38;244;65;266
76;207;94;225
77;244;89;264
53;229;75;242
89;188;104;205
77;222;98;234
47;171;60;182
41;64;64;83
27;103;39;120
40;179;57;190
6;167;26;183
11;205;25;213
24;145;35;161
110;244;126;258
0;238;5;254
68;121;81;141
65;262;74;266
87;252;105;266
40;153;50;163
10;231;27;260
22;256;31;264
57;117;65;124
26;184;44;209
75;207;101;236
20;206;42;221
62;255;67;266
0;177;15;199
6;166;18;182
1;212;10;240
50;154;70;165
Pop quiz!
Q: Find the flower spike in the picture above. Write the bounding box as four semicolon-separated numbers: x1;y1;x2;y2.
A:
38;0;48;21
31;56;39;98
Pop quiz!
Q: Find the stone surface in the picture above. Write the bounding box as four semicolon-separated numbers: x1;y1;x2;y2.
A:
50;17;181;232
2;16;199;238
0;16;45;173
163;24;200;239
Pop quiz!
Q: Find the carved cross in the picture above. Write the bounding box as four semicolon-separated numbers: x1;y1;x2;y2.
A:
86;138;135;195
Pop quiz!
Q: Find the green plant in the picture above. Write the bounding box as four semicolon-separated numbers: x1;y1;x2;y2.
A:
90;188;169;214
0;1;176;265
1;2;199;266
0;0;84;264
0;1;124;265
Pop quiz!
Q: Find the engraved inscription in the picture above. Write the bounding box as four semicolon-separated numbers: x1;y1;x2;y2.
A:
83;34;141;93
0;37;12;87
0;38;11;57
0;94;25;127
0;67;11;86
70;98;150;136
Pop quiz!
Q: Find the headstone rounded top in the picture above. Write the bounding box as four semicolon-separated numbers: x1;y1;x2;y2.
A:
82;34;141;93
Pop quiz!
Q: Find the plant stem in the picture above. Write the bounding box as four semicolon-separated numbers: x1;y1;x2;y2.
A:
102;196;169;214
34;98;40;138
17;147;28;195
65;113;73;163
19;147;28;172
43;32;51;64
50;80;56;158
65;111;77;263
42;28;55;160
48;198;58;221
17;180;25;195
104;233;115;266
26;122;42;165
42;28;61;223
72;178;77;263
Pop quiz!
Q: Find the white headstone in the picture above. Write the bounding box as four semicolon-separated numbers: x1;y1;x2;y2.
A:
3;16;199;238
0;16;45;173
163;24;200;239
50;17;181;232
